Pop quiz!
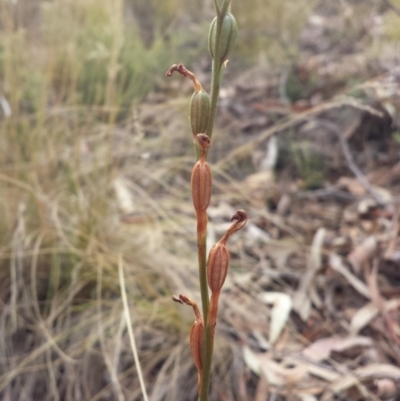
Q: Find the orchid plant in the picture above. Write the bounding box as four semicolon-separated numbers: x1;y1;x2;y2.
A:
166;1;247;399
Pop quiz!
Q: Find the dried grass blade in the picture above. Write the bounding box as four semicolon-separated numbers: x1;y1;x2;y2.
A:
118;255;149;401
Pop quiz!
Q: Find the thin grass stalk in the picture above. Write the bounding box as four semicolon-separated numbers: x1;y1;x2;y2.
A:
118;255;149;401
97;260;125;401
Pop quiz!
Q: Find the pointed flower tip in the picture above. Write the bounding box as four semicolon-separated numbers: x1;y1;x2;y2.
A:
165;63;203;91
173;294;203;321
172;295;183;304
165;64;178;77
231;210;248;223
220;210;248;244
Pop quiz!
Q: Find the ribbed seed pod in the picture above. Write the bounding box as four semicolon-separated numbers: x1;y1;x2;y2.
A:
191;163;212;212
172;294;204;393
191;134;212;212
207;210;248;293
190;89;210;137
207;242;230;293
190;319;204;379
208;13;238;63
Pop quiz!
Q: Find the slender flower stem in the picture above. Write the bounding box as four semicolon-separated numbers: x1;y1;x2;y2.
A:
192;137;212;322
205;9;225;141
199;324;214;401
205;1;231;140
197;220;209;321
205;59;221;141
199;6;228;400
167;3;239;399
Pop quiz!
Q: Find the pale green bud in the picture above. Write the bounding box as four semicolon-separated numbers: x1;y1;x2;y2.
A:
208;13;238;63
190;89;211;136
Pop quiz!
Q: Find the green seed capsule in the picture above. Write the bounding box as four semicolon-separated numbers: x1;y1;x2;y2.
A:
208;13;238;63
190;89;210;136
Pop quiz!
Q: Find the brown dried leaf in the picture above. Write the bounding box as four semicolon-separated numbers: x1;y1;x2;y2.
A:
298;394;318;401
301;336;373;362
243;347;308;387
350;299;400;334
267;240;299;271
243;346;262;376
283;355;340;382
260;292;292;344
329;253;371;299
254;374;269;401
258;356;308;387
366;263;400;346
374;378;397;399
337;176;366;196
320;364;400;401
293;228;325;320
337;177;392;203
347;236;377;273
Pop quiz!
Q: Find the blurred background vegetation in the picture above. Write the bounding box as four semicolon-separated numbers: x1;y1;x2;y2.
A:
1;0;400;400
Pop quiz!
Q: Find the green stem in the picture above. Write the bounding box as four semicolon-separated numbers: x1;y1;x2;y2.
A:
199;8;227;401
199;324;214;401
220;0;231;16
205;59;221;141
213;0;221;14
197;227;209;322
205;8;225;141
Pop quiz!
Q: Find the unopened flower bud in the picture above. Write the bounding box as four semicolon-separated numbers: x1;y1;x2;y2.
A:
191;134;212;212
190;89;211;137
208;13;238;63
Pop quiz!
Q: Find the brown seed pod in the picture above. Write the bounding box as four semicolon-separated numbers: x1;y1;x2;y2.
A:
190;318;204;378
207;210;248;293
207;242;230;294
191;162;211;212
191;134;212;212
172;294;204;387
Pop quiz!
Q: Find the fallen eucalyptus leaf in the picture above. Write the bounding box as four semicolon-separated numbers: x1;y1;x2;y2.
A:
260;292;292;344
